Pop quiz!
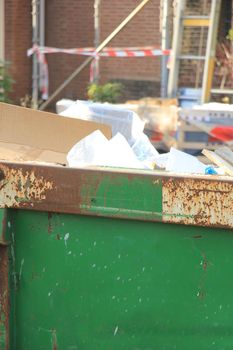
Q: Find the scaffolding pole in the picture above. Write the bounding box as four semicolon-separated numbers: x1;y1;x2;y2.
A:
93;0;101;83
160;0;170;98
0;0;4;61
32;0;40;109
31;0;45;109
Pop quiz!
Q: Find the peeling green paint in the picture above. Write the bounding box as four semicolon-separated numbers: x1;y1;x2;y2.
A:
80;174;163;221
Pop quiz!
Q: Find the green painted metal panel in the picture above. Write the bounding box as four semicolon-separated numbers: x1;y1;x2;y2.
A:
80;174;163;220
0;209;12;350
9;209;233;350
0;245;7;350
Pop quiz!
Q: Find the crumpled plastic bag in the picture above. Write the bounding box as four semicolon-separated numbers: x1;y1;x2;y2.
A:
131;133;159;163
67;130;144;169
165;147;207;174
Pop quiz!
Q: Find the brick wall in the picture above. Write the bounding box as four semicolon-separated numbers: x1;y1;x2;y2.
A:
5;0;32;104
99;0;161;100
5;0;161;105
4;0;233;105
4;0;94;106
45;0;94;105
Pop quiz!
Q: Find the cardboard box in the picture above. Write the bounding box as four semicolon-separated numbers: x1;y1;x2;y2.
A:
126;97;178;107
0;103;111;165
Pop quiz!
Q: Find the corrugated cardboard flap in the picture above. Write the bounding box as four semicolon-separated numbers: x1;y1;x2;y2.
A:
0;103;111;164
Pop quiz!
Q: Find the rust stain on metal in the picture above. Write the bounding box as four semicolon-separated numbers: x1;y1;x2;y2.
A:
48;212;53;234
0;246;9;349
163;178;233;229
0;165;54;208
0;169;5;183
52;329;58;350
0;210;7;244
197;290;206;300
201;253;208;271
197;253;211;301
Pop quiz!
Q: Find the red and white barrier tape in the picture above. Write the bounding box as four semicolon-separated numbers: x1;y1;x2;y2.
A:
27;44;170;99
28;45;170;57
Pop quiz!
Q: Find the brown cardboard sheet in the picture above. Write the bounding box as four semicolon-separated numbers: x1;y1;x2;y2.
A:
0;103;111;164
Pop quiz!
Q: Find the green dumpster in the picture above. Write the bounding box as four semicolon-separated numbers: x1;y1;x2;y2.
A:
0;161;232;350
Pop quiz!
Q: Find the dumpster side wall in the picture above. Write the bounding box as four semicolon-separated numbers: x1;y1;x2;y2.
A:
0;162;232;348
8;209;233;350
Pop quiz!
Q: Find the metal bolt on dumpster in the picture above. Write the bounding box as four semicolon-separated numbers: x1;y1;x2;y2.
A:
0;161;233;350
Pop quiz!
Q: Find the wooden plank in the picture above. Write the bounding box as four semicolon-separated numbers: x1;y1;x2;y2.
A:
202;149;233;176
215;146;233;166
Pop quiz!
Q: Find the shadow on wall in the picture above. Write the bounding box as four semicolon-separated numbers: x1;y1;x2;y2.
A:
110;79;161;102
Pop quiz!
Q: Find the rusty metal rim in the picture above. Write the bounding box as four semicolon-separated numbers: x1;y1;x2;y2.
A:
0;160;233;183
0;161;232;230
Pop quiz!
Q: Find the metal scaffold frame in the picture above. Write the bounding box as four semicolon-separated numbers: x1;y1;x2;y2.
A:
32;0;45;109
167;0;222;104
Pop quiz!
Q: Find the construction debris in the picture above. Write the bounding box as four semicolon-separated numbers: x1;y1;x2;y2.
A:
57;98;178;152
67;130;144;169
202;147;233;177
215;146;233;165
61;100;229;176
